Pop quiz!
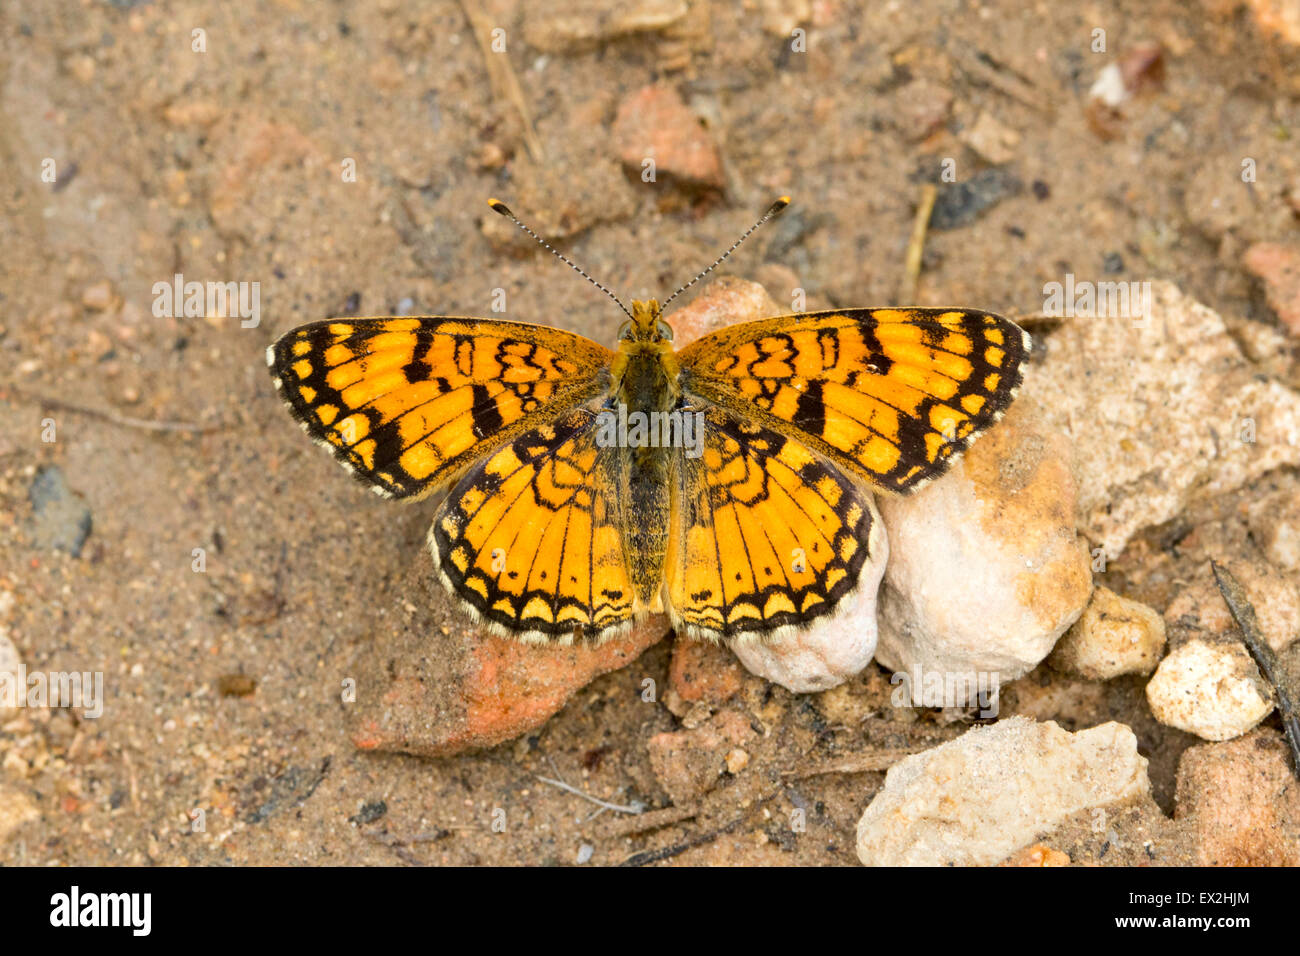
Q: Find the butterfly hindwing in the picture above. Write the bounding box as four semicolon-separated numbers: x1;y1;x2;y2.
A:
429;404;639;642
676;308;1031;494
667;404;879;640
267;317;612;499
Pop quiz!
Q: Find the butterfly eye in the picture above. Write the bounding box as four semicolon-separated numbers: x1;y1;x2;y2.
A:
617;320;635;341
655;320;674;342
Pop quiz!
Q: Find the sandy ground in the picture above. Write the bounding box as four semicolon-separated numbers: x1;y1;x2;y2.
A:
1;0;1298;865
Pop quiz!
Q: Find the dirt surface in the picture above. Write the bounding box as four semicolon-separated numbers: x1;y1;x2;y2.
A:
1;0;1299;866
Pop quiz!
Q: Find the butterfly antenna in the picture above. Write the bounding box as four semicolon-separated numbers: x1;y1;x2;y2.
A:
487;199;635;322
659;196;791;311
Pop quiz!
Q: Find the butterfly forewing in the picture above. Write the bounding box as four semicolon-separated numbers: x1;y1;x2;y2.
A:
267;316;612;499
676;308;1031;494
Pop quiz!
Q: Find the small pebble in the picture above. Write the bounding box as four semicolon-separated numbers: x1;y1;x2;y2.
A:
612;84;724;188
1146;639;1273;741
1049;586;1165;679
67;54;95;84
892;78;953;142
28;466;93;557
725;747;750;774
960;111;1021;165
1242;242;1300;334
477;143;506;171
81;280;117;312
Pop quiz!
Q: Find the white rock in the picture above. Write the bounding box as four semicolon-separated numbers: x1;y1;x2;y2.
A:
1033;281;1300;557
1146;639;1274;741
875;397;1093;690
730;495;887;692
1049;586;1166;679
856;716;1150;866
1088;63;1129;107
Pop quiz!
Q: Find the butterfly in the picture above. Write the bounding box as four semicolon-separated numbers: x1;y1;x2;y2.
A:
268;198;1031;644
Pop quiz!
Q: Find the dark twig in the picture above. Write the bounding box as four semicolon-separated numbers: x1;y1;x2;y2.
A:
618;813;749;867
951;48;1052;113
1211;560;1300;778
616;790;780;866
363;828;460;866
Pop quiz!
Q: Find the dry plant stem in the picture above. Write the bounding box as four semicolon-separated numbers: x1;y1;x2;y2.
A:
1212;560;1300;779
952;47;1052;113
601;803;700;838
901;183;938;302
535;774;646;815
781;750;914;778
459;0;545;163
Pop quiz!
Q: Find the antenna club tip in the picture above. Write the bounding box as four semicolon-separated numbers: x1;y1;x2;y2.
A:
487;198;513;217
765;196;791;218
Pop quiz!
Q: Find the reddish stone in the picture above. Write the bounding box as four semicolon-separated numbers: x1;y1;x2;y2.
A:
345;556;668;757
664;276;782;345
668;637;743;706
1243;242;1300;333
1175;729;1300;865
1000;844;1072;866
612;84;724;188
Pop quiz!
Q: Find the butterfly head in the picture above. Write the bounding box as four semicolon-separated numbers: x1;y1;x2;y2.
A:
619;299;674;345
